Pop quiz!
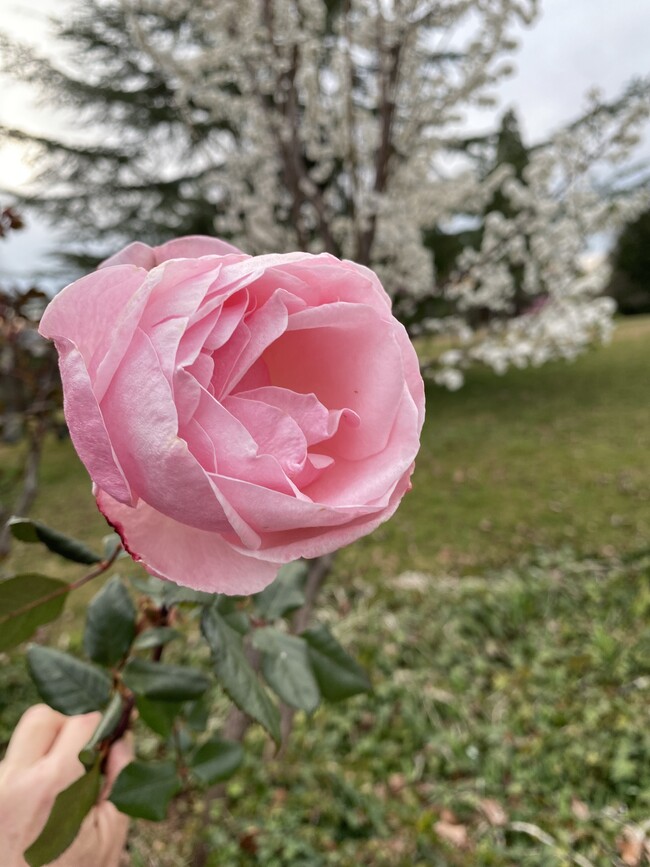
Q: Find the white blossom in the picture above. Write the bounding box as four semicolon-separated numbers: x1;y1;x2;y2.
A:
123;0;648;386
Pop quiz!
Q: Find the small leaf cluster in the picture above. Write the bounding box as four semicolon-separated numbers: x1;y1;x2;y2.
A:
1;519;371;866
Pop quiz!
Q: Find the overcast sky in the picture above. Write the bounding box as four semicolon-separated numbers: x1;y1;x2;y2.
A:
0;0;649;285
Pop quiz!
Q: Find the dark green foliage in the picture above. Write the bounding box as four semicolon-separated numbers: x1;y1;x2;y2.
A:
109;761;181;821
24;763;101;867
201;606;281;743
134;696;183;739
252;560;308;621
607;207;650;314
132;626;180;651
0;2;226;266
79;693;125;768
302;623;371;702
190;737;244;786
0;573;68;652
27;646;112;714
122;658;210;702
9;518;101;564
83;576;136;665
252;628;321;713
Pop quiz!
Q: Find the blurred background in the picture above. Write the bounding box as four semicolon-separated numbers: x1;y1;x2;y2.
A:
1;1;649;864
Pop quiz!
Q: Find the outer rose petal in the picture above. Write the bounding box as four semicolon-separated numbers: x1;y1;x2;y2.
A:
153;235;243;261
228;465;415;564
39;265;148;374
96;489;278;594
54;341;132;504
99;236;243;269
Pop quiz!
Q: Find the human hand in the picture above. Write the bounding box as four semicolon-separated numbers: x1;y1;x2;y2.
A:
0;704;132;867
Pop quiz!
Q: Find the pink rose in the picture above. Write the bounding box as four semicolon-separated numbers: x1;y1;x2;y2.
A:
40;236;425;594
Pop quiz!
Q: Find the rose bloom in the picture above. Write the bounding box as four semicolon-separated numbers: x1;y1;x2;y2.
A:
40;237;425;594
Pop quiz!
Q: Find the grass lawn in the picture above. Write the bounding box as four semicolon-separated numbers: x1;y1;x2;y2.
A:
1;316;649;865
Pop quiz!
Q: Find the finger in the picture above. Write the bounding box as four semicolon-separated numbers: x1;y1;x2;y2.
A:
97;800;130;860
45;712;102;786
51;801;129;867
1;704;66;770
102;732;134;797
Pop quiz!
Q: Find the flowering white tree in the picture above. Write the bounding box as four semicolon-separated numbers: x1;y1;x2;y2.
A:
2;0;649;384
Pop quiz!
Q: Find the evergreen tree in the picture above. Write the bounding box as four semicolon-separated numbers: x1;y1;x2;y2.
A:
421;108;530;324
607;207;650;314
0;2;232;267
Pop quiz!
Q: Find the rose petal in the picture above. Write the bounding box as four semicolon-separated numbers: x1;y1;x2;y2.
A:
153;235;243;261
192;386;298;497
232;387;358;446
99;236;244;271
96;489;277;595
223;395;308;476
54;341;133;504
101;328;231;532
99;242;157;270
179;291;249;371
221;288;294;394
39;265;147;380
214;474;381;534
229;467;414;563
264;303;404;461
303;385;420;506
274;255;392;313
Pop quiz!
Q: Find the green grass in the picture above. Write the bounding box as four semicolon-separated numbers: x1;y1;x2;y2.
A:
194;549;650;867
1;316;649;866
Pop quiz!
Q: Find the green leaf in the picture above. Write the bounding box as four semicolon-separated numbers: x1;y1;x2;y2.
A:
190;737;243;786
135;696;183;738
122;658;210;701
83;577;136;665
102;532;125;561
252;628;321;713
183;698;209;733
27;646;112;714
24;763;101;867
163;586;214;605
0;573;69;652
132;626;180;651
9;517;101;564
131;575;213;606
302;623;371;702
79;693;125;768
215;595;250;634
222;610;251;635
201;607;281;743
253;560;308;621
215;595;247;614
109;761;181;821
